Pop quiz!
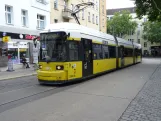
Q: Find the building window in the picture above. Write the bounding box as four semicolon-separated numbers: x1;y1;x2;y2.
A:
137;30;140;36
64;1;67;9
82;9;84;20
144;18;147;22
138;39;140;44
54;19;58;23
5;5;13;24
93;0;94;8
21;10;28;27
54;0;58;9
96;16;98;25
71;4;74;11
37;14;45;29
88;12;90;22
144;42;147;47
96;1;98;10
37;0;45;4
102;19;104;27
92;14;95;24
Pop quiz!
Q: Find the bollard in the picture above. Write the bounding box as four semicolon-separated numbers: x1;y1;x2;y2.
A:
6;59;15;72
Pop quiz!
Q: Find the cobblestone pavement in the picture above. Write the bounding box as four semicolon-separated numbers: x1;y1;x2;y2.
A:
118;63;161;121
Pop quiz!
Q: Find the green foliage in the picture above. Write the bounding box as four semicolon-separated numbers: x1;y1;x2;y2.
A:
107;10;137;38
134;0;161;21
143;21;161;43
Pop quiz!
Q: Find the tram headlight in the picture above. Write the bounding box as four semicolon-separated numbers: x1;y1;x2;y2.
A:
39;65;43;69
56;65;64;70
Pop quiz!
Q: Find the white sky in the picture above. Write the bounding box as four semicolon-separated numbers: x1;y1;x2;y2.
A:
106;0;135;9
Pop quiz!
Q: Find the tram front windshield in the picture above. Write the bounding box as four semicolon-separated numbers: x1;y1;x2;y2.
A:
40;32;67;62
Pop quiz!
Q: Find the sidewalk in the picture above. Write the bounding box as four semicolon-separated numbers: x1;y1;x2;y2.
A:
0;64;37;81
118;62;161;121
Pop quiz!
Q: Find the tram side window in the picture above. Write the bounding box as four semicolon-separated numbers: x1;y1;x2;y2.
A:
69;41;79;61
138;49;141;56
102;45;109;58
118;47;121;58
124;48;133;57
109;46;116;58
93;44;103;59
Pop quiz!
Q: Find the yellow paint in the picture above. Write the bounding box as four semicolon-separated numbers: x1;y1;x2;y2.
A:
124;46;133;49
137;56;141;62
37;62;67;81
67;37;81;41
66;61;82;80
118;58;121;68
124;57;133;66
92;40;102;44
93;58;116;74
37;61;82;82
2;36;10;43
108;44;116;46
19;48;27;52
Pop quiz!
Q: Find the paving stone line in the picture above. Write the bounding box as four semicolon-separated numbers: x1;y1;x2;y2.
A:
118;64;161;121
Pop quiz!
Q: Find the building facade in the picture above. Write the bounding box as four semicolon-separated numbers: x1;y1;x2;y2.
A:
0;0;50;67
50;0;100;31
99;0;107;33
107;7;160;56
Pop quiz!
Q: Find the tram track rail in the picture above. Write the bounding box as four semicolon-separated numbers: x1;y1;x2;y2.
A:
0;84;58;113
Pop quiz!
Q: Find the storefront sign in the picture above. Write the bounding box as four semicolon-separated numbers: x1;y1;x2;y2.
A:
2;36;10;43
25;35;36;40
8;42;28;48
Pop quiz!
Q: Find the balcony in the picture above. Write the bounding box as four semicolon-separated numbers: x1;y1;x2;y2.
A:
62;8;73;19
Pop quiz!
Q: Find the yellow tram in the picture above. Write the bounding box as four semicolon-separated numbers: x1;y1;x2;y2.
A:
37;23;142;84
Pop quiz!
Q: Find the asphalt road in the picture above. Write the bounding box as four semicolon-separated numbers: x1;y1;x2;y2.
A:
0;58;160;121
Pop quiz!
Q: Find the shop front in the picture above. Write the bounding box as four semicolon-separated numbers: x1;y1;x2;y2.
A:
0;28;40;67
0;39;8;67
8;42;29;64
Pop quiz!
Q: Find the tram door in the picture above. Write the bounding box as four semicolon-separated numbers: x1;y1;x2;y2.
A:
82;38;93;77
135;48;138;63
120;46;125;67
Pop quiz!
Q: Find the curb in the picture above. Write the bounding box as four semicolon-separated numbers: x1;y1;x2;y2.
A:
0;73;37;81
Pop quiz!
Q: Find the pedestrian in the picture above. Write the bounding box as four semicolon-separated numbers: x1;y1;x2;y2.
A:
22;56;30;69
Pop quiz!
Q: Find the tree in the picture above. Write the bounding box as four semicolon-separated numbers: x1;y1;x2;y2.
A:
143;21;161;44
107;10;137;38
134;0;161;21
